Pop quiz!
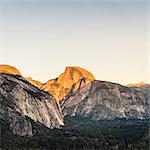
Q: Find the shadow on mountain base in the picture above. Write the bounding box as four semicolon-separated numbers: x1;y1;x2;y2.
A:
0;117;149;150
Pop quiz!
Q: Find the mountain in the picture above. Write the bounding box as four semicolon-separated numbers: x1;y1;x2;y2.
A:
61;80;149;120
25;77;43;89
0;73;64;136
127;81;150;87
57;66;95;89
0;65;95;103
0;64;149;149
0;65;43;88
42;66;95;101
0;64;22;76
42;78;70;103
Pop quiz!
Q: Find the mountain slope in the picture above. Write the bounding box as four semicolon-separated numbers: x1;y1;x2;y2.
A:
42;78;70;102
0;73;64;136
0;65;44;89
57;66;95;89
0;65;95;102
42;66;95;101
61;80;149;120
0;65;22;76
25;77;43;89
127;81;150;87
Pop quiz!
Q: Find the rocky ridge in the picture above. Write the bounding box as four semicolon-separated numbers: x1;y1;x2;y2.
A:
0;73;64;136
0;65;95;102
42;66;95;101
127;81;150;87
61;80;149;120
0;64;149;137
25;77;43;89
0;65;22;76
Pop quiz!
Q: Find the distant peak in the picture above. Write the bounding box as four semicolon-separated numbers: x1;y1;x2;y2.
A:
25;77;43;88
42;66;96;101
57;66;95;89
0;64;21;76
127;81;150;87
64;66;95;79
65;66;82;70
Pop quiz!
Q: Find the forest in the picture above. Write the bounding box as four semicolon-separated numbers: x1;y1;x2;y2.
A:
0;117;149;150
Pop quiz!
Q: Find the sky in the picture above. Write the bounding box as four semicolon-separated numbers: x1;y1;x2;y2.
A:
0;0;149;84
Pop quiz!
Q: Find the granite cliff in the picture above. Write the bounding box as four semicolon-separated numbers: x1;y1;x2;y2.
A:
61;80;149;120
42;66;95;101
0;73;64;136
0;65;22;76
0;64;149;137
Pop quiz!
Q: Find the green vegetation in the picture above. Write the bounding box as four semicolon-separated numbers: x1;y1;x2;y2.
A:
0;118;149;150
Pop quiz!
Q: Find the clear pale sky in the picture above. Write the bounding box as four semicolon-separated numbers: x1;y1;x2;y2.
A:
0;0;149;84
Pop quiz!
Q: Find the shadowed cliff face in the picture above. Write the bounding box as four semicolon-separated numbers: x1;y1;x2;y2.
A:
0;65;95;102
42;66;95;101
0;73;64;136
0;64;149;131
61;80;149;120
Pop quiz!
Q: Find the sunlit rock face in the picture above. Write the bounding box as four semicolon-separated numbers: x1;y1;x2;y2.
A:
0;65;22;76
0;65;95;103
57;66;95;89
0;65;44;89
42;66;95;101
42;78;70;102
0;73;64;136
25;77;43;89
127;81;150;87
61;80;149;120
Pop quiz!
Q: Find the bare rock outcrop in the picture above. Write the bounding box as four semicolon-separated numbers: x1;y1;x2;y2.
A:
42;66;95;101
61;80;149;120
25;77;43;89
0;73;64;136
0;65;22;76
